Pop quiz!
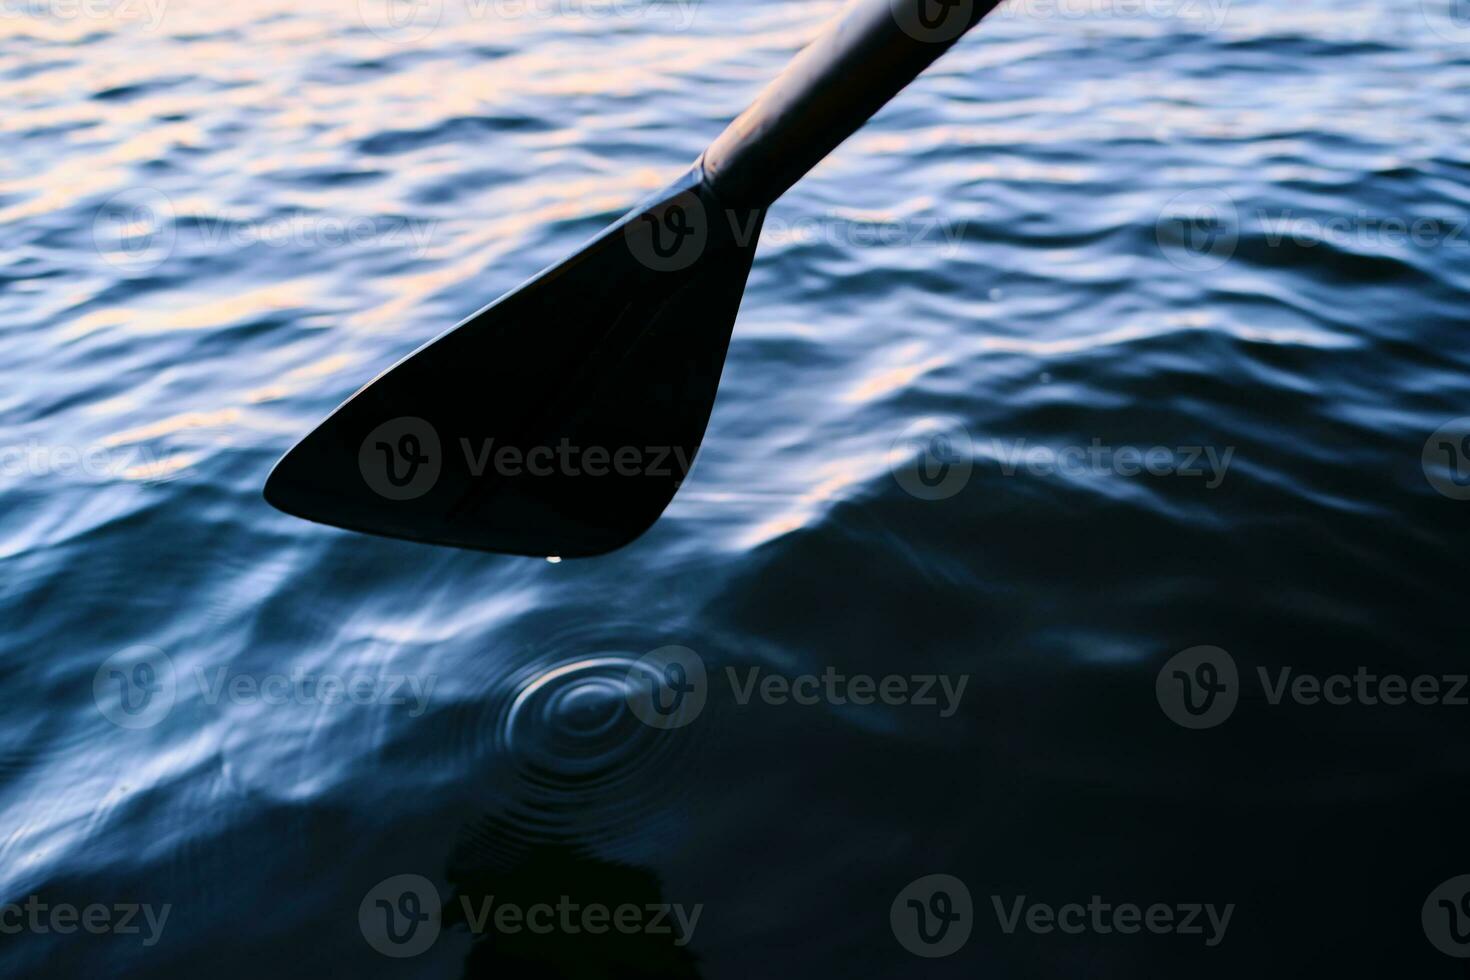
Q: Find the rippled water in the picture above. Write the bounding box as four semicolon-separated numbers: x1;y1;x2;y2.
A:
4;0;1470;975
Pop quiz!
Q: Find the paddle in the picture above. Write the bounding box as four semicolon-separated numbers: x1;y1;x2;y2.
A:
265;0;1004;557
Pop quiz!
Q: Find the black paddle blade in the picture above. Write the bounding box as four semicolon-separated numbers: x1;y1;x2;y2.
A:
264;167;765;557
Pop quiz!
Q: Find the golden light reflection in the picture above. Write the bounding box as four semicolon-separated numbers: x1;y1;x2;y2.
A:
349;175;645;331
103;408;242;448
122;452;200;481
735;453;886;551
245;353;359;404
842;342;952;404
976;319;1350;357
63;281;319;341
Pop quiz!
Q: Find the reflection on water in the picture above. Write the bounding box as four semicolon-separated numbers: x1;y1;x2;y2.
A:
3;0;1470;975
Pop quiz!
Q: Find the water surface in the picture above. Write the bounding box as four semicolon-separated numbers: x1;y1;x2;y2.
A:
3;0;1470;975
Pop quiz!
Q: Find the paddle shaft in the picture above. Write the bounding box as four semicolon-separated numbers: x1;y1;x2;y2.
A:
701;0;1005;209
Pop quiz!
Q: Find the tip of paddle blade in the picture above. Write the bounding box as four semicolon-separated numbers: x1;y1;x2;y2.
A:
263;170;764;558
264;417;655;558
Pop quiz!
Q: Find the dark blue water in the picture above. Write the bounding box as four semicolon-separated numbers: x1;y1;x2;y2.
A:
5;0;1470;975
